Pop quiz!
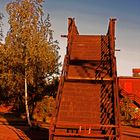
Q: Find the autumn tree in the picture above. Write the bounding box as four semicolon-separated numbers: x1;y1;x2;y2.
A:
0;13;3;41
0;13;5;103
120;97;136;125
1;0;60;125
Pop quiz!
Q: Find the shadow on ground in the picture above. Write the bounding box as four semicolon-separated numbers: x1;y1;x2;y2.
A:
25;127;49;140
0;112;49;140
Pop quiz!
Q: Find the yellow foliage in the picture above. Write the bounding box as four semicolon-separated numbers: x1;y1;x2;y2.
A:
1;0;60;113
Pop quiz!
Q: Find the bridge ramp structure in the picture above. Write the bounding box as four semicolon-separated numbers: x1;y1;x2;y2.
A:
50;18;121;140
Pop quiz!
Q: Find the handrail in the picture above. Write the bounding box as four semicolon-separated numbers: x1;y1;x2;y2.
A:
67;18;79;57
50;18;79;138
52;132;118;138
95;19;121;138
50;55;69;132
120;89;140;105
56;122;119;128
51;122;119;138
107;18;121;137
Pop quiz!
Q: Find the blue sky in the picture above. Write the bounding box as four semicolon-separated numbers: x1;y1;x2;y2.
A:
0;0;140;76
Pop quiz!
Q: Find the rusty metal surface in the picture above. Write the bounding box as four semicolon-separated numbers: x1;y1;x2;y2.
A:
121;126;140;140
119;77;140;93
119;77;140;99
118;76;140;111
50;18;121;140
70;36;101;61
133;68;140;76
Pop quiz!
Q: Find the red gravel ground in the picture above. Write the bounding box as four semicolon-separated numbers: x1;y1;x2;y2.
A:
0;123;49;140
0;125;20;140
0;105;140;140
0;105;49;140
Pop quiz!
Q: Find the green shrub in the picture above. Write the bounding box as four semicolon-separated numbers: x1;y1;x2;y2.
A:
32;96;55;123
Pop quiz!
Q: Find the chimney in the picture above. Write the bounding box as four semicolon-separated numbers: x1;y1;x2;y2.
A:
133;68;140;77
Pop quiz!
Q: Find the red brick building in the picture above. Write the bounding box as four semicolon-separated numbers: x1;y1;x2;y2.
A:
118;68;140;98
118;69;140;122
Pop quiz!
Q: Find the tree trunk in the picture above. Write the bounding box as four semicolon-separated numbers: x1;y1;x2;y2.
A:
25;77;32;127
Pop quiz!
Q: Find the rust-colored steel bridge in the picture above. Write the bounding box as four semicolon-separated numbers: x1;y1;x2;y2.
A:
50;18;121;140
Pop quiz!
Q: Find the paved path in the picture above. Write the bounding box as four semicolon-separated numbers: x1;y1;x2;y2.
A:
1;110;139;140
0;124;29;140
0;105;50;140
0;111;29;140
121;126;140;140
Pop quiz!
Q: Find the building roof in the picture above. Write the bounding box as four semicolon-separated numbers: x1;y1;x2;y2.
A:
118;76;140;79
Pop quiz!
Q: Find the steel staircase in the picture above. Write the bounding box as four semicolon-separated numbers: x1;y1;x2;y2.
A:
50;18;121;140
